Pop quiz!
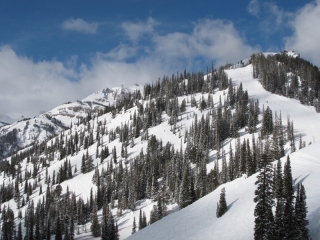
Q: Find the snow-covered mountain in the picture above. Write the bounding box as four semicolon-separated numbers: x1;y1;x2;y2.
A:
0;85;143;159
0;51;319;240
128;64;320;240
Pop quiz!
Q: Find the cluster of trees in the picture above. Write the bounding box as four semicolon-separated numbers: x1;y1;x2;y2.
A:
1;184;119;240
254;155;309;240
0;60;310;239
251;52;320;112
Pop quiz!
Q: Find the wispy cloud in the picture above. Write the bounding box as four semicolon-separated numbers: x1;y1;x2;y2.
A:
61;18;98;34
247;0;260;17
285;0;320;66
247;0;292;38
122;17;158;42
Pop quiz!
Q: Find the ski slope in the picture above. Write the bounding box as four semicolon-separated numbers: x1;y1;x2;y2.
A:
227;65;320;145
1;62;320;240
127;140;320;240
126;65;320;240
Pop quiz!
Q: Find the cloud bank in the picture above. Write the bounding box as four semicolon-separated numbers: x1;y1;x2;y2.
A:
0;17;259;119
62;18;98;34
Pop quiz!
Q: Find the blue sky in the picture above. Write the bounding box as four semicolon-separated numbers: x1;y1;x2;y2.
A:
1;0;320;120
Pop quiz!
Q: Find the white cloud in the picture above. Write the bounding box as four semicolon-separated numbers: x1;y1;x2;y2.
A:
152;19;260;68
62;18;98;34
285;0;320;67
102;44;137;61
0;18;260;119
247;0;260;17
0;45;165;119
122;17;158;42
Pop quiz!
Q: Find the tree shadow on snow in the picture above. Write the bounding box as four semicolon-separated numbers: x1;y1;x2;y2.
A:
307;206;320;240
227;198;238;210
293;174;310;191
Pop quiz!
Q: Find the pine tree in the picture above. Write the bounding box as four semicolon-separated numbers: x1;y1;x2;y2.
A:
1;206;16;240
282;155;297;239
131;217;136;234
17;221;23;240
91;201;101;237
216;187;227;218
254;153;274;240
295;184;309;240
273;159;285;238
55;216;62;240
179;165;194;209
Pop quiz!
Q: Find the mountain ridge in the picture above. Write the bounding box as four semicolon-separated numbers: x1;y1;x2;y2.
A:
0;51;319;240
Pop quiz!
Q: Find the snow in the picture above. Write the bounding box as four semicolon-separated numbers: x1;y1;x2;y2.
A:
226;65;320;145
82;85;143;107
127;64;320;240
285;49;299;58
1;62;320;240
128;141;320;240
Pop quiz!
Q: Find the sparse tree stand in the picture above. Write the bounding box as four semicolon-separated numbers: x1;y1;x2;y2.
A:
216;187;227;218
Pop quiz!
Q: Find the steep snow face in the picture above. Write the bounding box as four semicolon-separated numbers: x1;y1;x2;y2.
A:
127;141;320;240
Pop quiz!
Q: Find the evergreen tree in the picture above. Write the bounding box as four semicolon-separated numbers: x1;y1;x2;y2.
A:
282;155;297;239
216;187;227;218
17;221;23;240
261;106;273;138
131;217;136;234
178;165;195;209
1;206;15;240
91;201;101;237
295;184;309;240
273;159;285;238
254;153;274;240
55;216;62;240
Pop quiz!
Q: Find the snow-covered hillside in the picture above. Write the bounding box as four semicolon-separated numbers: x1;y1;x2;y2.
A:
0;85;143;159
127;64;320;240
127;140;320;240
0;55;319;240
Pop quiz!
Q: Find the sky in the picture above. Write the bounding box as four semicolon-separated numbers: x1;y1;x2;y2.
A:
0;0;320;121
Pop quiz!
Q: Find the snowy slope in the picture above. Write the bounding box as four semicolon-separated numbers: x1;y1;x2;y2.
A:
127;141;320;240
127;64;320;240
1;60;320;240
226;65;320;145
0;85;143;159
